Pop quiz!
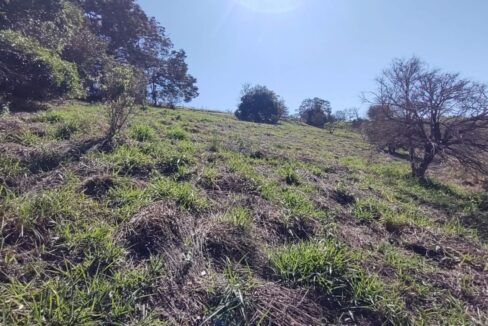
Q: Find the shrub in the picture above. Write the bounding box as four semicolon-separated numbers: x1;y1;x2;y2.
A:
0;30;82;110
235;84;287;124
102;64;141;145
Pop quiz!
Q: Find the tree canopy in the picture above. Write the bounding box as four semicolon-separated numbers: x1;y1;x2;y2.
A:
298;97;332;128
0;0;198;110
365;57;488;179
235;84;287;124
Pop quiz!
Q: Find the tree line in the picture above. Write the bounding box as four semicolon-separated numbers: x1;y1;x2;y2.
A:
0;0;198;111
234;84;358;127
233;58;488;181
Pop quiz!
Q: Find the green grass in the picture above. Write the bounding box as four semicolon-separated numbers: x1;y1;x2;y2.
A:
218;207;251;228
130;124;156;142
1;102;487;325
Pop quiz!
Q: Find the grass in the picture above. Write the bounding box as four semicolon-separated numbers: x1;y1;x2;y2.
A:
1;102;487;325
218;207;251;228
130;124;156;142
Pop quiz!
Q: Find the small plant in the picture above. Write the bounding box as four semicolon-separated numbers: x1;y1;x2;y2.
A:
130;124;156;142
204;262;254;324
219;207;251;228
352;198;384;221
0;99;10;116
282;165;300;185
54;121;80;140
270;240;350;296
167;126;188;140
0;154;25;179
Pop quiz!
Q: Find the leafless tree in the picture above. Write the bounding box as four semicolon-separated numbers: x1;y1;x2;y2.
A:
365;57;488;179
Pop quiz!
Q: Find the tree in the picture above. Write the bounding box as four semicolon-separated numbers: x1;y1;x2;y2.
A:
76;0;198;106
366;57;488;179
0;0;198;108
0;30;82;110
298;97;332;127
235;84;287;124
363;105;406;154
333;110;346;122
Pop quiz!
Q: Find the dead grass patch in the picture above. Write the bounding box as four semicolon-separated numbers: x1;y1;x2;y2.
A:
116;201;191;259
81;175;118;200
199;219;264;271
248;282;327;325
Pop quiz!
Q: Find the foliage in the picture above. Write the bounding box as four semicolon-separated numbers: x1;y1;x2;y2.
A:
0;30;82;109
298;97;332;128
0;0;198;108
102;64;141;144
235;84;287;124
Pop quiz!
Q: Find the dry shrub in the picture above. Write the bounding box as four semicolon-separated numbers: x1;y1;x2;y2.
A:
249;282;326;325
116;201;191;259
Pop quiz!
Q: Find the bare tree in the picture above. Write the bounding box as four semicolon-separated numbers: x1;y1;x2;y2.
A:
366;57;488;179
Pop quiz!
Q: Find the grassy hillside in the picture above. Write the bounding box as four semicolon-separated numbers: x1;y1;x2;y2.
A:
1;102;487;325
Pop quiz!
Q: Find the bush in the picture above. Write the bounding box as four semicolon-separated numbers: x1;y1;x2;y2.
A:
235;84;287;124
102;64;141;145
0;30;82;110
298;97;332;128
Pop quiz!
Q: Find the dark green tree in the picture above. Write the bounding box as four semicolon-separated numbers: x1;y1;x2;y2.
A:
0;30;82;110
235;84;287;124
298;97;332;127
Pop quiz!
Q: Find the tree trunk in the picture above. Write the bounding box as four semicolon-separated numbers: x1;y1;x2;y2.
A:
412;143;436;180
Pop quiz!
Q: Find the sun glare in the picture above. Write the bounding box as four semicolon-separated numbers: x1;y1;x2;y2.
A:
234;0;303;13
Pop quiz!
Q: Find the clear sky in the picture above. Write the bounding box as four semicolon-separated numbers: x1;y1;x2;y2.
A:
138;0;488;115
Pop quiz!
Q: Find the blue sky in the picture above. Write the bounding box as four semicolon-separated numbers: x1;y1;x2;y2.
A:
138;0;488;115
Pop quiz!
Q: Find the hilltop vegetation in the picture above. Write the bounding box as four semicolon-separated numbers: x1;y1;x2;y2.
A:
1;102;487;325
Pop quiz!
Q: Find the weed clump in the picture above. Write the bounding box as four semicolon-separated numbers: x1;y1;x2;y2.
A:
54;121;80;140
130;124;156;142
352;198;384;221
167;126;189;140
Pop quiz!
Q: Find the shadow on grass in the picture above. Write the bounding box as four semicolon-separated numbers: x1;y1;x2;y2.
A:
461;211;488;242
